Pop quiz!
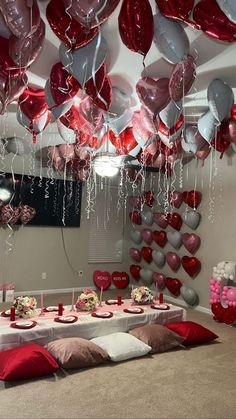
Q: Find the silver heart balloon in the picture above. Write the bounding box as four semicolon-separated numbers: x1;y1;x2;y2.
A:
153;13;189;64
207;79;234;122
183;125;198;144
167;231;182;249
216;0;236;24
197;110;218;143
45;80;73;122
141;211;154;226
129;230;142;245
152;250;166;268
181;138;198;154
57;119;76;144
140;268;153;286
180;285;199;306
182;210;201;230
159;100;182;129
59;34;108;86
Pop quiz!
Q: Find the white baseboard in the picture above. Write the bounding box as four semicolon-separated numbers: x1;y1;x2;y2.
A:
14;286;212;315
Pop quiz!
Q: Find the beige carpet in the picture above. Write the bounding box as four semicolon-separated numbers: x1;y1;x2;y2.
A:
0;293;236;419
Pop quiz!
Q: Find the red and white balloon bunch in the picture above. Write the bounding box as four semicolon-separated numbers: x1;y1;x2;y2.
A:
0;0;45;114
0;202;36;226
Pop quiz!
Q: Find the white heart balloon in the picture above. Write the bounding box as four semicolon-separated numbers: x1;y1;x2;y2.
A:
216;0;236;24
140;268;153;285
207;79;234;122
159;100;182;129
183;125;198;144
45;80;73;122
152;250;166;268
129;230;142;245
182;210;201;230
141;211;154;226
167;231;182;249
153;12;189;64
180;285;199;306
197;110;218;143
181;138;198;154
57;119;76;144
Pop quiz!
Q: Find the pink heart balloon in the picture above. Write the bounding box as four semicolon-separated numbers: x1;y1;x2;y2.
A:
140;105;159;134
153;212;169;229
152;272;166;290
141;229;153;245
153;153;165;168
129;248;142;262
169;55;196;102
182;233;201;255
169;191;183;208
132;111;153;145
136;77;170;116
129;195;143;209
166;252;181;272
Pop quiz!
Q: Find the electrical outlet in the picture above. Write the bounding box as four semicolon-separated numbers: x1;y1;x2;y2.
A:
41;272;47;280
78;270;83;278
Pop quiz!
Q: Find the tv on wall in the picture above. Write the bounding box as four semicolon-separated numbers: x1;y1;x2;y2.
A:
0;174;82;227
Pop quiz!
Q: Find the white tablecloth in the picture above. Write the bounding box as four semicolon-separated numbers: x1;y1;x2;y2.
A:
0;301;186;351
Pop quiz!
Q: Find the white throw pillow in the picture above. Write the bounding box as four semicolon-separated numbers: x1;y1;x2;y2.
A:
91;332;151;362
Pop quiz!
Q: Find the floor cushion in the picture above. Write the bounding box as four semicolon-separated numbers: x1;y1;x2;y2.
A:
165;321;218;346
129;324;184;353
91;332;151;362
45;337;109;369
0;343;59;381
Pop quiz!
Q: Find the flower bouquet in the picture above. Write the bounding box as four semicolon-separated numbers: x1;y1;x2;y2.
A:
13;295;37;318
76;288;98;312
131;286;153;305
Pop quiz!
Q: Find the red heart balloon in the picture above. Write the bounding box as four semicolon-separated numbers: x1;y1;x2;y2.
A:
181;256;201;278
182;233;201;255
46;0;98;49
141;246;153;264
169;55;196;102
0;37;27;79
193;0;236;42
153;230;167;248
109;127;138;155
155;0;196;27
211;129;230;159
19;87;48;121
86;72;112;111
143;191;154;207
168;212;182;231
183;190;202;209
50;62;80;106
112;272;129;289
166;277;182;297
129;211;142;225
93;270;111;290
130;264;141;281
118;0;154;57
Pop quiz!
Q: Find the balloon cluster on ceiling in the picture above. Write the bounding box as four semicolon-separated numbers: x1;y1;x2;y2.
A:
1;0;236;180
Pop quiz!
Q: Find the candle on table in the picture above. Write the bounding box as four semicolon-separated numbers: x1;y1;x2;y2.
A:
155;283;158;301
58;303;63;316
39;292;45;316
10;307;15;322
99;287;103;307
117;295;122;306
70;288;75;311
159;293;164;304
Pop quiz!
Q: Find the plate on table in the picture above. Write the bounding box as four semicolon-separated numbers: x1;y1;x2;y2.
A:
105;300;124;305
1;309;11;317
151;304;170;311
123;307;144;314
54;315;78;324
10;320;37;329
91;311;113;319
44;306;62;312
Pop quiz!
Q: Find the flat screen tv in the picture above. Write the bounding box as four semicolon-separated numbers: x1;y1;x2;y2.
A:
0;174;82;227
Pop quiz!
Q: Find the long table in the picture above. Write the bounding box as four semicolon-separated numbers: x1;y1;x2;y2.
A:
0;301;186;351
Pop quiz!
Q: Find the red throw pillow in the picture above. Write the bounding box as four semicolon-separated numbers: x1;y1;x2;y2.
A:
165;321;218;346
0;343;59;381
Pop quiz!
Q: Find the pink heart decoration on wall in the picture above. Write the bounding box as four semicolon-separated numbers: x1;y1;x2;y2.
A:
166;252;181;272
141;229;153;245
153;212;169;229
93;271;111;290
129;248;142;262
182;233;201;254
169;191;183;208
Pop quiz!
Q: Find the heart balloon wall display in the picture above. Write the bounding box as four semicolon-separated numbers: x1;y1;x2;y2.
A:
141;229;153;245
166;252;181;272
130;264;141;281
168;191;183;209
182;211;201;230
141;211;154;226
181;256;201;278
182;233;201;255
152;272;166;291
118;0;154;57
140;268;153;286
152;250;166;268
167;231;182;249
168;212;182;231
129;230;142;245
